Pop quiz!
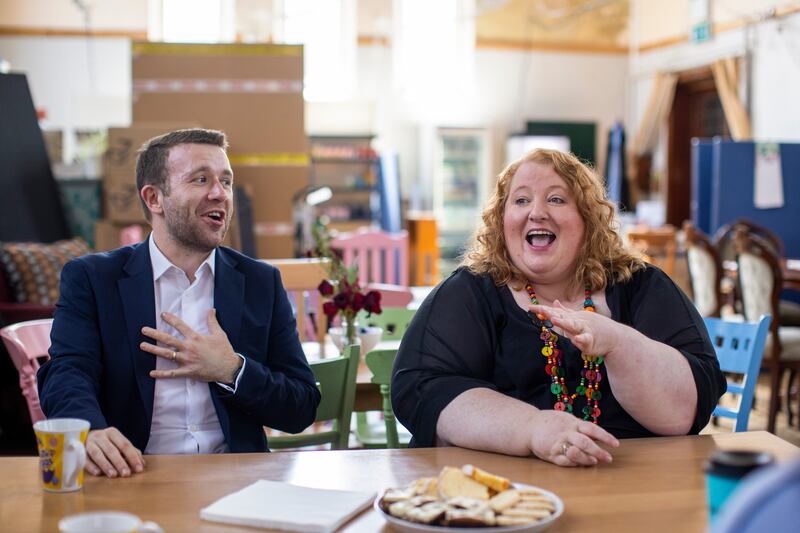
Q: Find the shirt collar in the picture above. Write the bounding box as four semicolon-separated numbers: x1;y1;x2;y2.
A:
149;235;216;282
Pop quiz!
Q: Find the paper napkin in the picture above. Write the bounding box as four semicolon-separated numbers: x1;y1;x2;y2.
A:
200;480;375;533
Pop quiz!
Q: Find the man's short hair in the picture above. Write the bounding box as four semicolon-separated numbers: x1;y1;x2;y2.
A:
135;128;228;221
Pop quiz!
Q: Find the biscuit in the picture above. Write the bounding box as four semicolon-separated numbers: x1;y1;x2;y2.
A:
405;502;448;524
496;515;538;526
516;499;556;512
437;466;490;501
463;464;511;492
501;507;552;520
444;508;496;527
489;489;521;512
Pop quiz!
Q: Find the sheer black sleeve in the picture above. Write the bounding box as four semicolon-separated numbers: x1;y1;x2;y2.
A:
611;266;726;434
392;269;504;447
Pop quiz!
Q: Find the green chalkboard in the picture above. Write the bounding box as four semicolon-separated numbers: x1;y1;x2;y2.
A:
526;121;597;167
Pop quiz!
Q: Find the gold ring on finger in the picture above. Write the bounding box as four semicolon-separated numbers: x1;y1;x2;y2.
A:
171;350;177;362
561;441;572;455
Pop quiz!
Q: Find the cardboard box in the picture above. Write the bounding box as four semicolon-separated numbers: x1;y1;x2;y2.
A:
104;177;146;224
104;122;198;179
254;235;294;259
234;165;309;223
131;42;306;155
94;219;151;252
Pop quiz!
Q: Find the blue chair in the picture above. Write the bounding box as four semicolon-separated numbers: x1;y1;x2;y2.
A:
706;315;771;432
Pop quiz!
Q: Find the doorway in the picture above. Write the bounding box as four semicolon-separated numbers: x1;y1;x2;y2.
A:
667;67;730;226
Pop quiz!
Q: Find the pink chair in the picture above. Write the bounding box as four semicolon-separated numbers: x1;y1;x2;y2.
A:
331;228;409;287
0;318;53;424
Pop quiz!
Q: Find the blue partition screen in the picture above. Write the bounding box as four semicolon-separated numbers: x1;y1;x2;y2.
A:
691;138;715;235
711;140;800;258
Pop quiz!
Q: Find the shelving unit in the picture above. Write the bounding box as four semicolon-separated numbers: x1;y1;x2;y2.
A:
309;135;379;232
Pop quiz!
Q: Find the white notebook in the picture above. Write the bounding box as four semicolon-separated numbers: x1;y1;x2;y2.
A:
200;480;376;533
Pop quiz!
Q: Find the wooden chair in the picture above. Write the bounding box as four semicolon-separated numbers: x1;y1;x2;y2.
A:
706;315;771;432
626;225;678;277
734;230;800;432
268;344;359;450
0;318;53;424
364;348;407;449
331;228;409;287
269;258;330;356
683;221;723;317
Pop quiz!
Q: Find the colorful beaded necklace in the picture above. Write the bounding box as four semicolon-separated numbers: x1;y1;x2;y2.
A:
525;284;604;424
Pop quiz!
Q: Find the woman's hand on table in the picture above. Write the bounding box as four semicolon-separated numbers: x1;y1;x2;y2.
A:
85;427;145;478
529;301;624;358
529;410;619;467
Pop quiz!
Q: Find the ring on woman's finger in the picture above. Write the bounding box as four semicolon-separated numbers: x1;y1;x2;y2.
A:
561;441;572;455
171;350;177;362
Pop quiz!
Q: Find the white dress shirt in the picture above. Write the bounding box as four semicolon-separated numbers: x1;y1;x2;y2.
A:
144;237;242;455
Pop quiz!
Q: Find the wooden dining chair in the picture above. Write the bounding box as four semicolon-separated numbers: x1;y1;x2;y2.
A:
269;258;330;356
683;221;723;317
626;225;678;277
268;344;359;450
0;318;53;424
735;230;800;432
706;315;771;432
364;348;408;449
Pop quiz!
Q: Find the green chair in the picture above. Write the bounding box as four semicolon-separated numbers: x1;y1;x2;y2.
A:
269;344;359;450
364;348;407;449
359;307;416;341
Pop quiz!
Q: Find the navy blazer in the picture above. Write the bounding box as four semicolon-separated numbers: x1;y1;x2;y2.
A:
37;241;320;453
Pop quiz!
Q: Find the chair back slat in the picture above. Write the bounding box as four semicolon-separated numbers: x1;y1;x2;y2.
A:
360;307;416;342
365;348;400;448
332;228;409;287
706;315;771;432
268;343;359;450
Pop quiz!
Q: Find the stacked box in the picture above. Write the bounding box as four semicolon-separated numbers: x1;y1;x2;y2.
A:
131;42;310;258
103;123;197;224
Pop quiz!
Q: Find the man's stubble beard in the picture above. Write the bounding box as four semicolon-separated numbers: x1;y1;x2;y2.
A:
163;196;231;253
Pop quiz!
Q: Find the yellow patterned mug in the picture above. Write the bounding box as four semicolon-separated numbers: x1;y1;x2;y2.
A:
33;418;89;492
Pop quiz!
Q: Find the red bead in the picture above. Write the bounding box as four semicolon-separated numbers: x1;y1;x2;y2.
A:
554;402;566;411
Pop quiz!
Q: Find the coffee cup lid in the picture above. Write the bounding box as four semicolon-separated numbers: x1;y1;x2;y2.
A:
704;450;774;478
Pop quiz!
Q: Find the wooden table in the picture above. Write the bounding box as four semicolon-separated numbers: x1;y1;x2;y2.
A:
2;432;797;532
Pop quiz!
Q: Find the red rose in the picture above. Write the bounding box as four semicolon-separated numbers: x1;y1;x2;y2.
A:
322;301;338;319
363;290;382;315
333;292;349;310
352;292;366;312
318;279;334;296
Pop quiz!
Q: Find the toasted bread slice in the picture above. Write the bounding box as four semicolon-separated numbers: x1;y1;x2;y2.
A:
462;464;511;492
437;466;490;501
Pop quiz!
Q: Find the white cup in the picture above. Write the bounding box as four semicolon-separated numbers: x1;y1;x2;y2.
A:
33;418;89;492
59;512;164;533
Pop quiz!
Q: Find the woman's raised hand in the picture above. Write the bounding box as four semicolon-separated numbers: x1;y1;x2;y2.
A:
528;410;619;467
529;301;623;358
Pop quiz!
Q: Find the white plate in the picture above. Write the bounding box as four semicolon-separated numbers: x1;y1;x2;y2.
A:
374;483;564;533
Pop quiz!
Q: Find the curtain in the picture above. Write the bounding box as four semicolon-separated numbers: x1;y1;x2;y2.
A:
632;71;678;156
711;57;753;140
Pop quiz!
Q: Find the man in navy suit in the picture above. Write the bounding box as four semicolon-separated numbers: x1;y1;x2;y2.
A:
38;128;320;478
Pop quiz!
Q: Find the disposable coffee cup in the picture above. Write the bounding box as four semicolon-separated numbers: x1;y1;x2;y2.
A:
33;418;90;493
59;511;163;533
704;450;774;522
